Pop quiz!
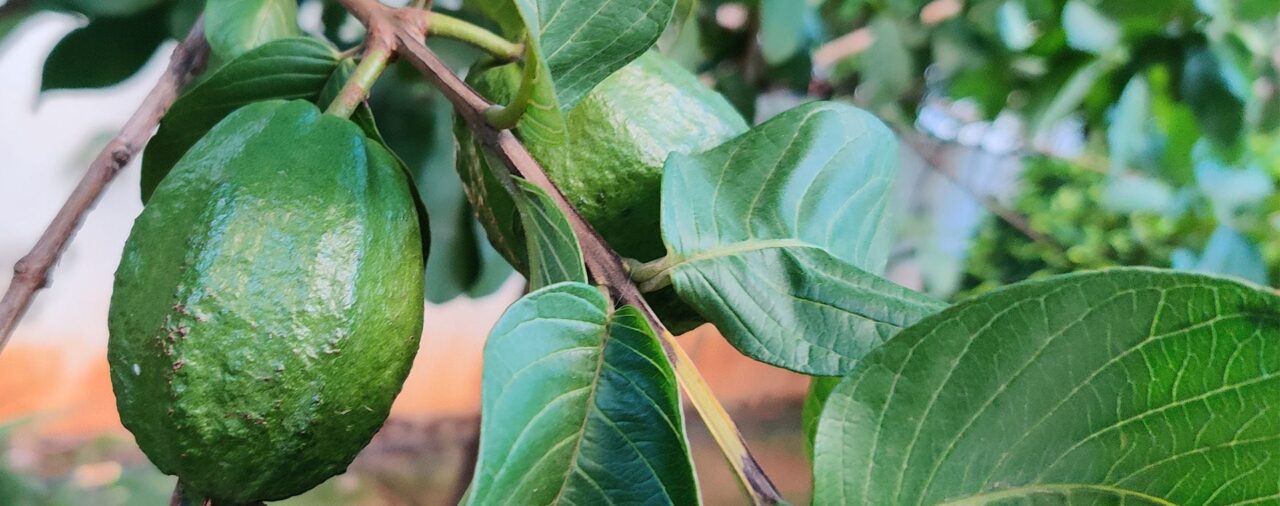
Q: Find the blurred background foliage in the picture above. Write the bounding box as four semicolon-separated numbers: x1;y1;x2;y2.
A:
7;0;1278;301
3;0;1280;502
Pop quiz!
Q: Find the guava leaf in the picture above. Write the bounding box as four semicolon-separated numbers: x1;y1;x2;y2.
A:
814;268;1280;505
671;245;945;375
40;6;169;91
141;38;338;202
660;101;943;375
510;0;677;110
467;282;699;506
802;376;840;460
512;180;587;290
204;0;301;61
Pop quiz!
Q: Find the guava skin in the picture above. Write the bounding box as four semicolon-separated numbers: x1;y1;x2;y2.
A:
461;51;749;265
108;100;424;504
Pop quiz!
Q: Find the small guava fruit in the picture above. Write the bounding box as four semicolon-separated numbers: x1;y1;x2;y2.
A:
458;50;749;266
108;99;424;504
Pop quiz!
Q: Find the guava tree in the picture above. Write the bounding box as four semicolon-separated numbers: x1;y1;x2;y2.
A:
0;1;1278;505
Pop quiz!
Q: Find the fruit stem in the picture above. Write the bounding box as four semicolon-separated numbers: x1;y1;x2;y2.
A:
483;44;537;130
325;43;393;118
427;12;522;62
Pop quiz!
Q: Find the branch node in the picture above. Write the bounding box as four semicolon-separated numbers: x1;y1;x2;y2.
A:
111;147;133;167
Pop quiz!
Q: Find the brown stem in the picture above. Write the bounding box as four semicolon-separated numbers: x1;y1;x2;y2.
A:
333;1;785;503
0;20;210;354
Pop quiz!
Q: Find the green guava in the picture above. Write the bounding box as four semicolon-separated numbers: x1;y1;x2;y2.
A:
458;50;749;267
108;100;424;504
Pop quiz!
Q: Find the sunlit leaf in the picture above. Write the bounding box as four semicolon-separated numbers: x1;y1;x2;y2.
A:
996;0;1036;51
1188;226;1268;285
1106;75;1150;175
1062;0;1121;54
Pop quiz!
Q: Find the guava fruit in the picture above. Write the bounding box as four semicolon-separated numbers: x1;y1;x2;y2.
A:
457;51;749;268
108;100;424;504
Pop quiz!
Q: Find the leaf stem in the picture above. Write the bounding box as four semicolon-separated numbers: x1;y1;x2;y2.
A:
659;329;786;505
483;45;536;130
325;43;392;118
428;12;522;62
631;254;681;292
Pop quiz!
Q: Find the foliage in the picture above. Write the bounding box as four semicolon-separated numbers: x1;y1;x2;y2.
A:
6;0;1280;504
961;156;1201;296
814;268;1280;505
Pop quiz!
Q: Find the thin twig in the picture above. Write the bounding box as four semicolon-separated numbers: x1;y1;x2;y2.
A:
0;20;210;354
333;1;785;503
898;129;1070;259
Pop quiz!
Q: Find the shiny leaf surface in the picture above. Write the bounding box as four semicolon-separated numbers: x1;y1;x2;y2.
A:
661;101;942;375
814;268;1280;505
512;180;587;290
510;0;677;110
467;282;699;505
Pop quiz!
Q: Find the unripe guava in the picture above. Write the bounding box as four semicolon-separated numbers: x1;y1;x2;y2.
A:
109;100;424;504
458;51;749;267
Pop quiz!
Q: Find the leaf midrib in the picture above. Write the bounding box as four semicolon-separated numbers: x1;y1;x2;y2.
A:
548;306;613;505
651;238;811;286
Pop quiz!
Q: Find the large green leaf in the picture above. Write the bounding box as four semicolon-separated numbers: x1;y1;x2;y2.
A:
140;38;338;202
512;180;587;290
40;6;170;91
659;101;944;375
467;282;699;505
204;0;301;61
510;0;678;110
814;268;1280;505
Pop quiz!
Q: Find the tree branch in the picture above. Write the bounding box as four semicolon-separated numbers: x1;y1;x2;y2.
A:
336;1;784;503
0;21;210;353
898;129;1070;261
